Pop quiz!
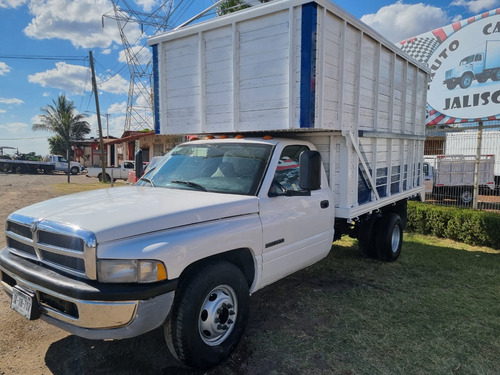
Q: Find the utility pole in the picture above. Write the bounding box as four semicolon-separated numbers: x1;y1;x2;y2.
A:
472;121;483;209
89;51;107;183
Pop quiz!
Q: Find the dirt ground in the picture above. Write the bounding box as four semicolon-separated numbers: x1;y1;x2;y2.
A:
0;173;263;375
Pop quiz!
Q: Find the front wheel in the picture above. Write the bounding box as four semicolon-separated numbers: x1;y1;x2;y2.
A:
460;73;473;89
165;261;249;369
374;213;403;262
70;166;79;175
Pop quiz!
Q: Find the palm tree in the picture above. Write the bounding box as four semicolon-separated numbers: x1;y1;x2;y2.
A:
33;94;91;182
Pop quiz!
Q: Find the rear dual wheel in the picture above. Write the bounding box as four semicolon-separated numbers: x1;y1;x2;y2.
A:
358;212;403;262
374;213;403;262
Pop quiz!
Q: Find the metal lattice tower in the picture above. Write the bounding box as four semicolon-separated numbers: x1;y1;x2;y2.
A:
104;1;177;132
104;1;265;132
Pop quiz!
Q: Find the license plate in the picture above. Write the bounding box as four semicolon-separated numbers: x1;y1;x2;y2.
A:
11;286;39;320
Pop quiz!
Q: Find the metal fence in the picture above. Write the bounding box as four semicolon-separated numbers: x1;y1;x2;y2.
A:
424;121;500;211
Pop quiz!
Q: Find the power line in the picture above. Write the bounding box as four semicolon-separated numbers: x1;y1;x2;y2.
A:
0;54;87;62
0;137;50;140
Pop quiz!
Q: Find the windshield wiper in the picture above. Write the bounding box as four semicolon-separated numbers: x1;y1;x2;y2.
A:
171;180;207;191
139;177;155;186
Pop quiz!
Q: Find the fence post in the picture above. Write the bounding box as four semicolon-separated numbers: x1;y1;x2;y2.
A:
472;121;483;209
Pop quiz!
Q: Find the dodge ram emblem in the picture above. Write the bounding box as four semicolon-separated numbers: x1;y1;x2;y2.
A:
30;221;39;234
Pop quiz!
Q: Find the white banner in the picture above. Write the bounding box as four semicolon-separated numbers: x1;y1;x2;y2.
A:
397;9;500;126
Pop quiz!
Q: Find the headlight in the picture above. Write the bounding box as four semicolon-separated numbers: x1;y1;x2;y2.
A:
97;259;167;283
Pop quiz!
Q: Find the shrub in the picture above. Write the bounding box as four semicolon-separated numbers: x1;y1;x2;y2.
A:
407;202;500;249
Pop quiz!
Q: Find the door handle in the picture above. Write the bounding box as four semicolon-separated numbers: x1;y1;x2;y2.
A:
320;200;329;209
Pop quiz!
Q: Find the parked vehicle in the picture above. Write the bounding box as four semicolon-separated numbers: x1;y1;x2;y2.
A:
86;160;135;181
0;0;429;369
127;157;161;184
424;154;495;205
0;154;82;174
445;130;500;191
443;40;500;89
43;155;84;174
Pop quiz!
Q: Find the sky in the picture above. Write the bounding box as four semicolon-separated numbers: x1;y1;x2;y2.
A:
0;0;499;157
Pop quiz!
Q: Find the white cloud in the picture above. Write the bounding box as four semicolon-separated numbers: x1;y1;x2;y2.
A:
0;0;26;8
361;1;451;42
108;115;127;137
135;0;157;12
119;45;152;65
27;62;129;96
0;97;24;105
23;0;143;49
0;122;29;135
27;62;90;95
0;62;11;75
99;74;129;95
107;101;127;114
451;0;500;13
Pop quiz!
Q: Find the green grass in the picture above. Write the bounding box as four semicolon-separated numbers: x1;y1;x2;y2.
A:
226;234;500;375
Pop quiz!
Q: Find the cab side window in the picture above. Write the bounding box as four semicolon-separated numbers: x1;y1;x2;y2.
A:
269;145;309;196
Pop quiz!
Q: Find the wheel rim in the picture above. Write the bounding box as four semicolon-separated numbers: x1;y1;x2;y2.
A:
462;76;471;87
391;225;401;254
461;191;472;204
198;285;238;346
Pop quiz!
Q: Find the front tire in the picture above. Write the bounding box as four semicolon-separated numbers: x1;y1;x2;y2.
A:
70;166;79;175
165;261;249;369
374;213;403;262
460;73;473;89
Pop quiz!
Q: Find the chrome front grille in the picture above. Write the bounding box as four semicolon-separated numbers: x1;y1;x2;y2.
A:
5;214;97;279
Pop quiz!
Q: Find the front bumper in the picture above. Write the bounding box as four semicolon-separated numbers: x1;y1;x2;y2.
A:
0;248;177;340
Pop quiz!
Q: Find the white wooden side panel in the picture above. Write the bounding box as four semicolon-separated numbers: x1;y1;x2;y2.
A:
204;27;234;132
358;35;378;131
237;10;291;131
321;11;342;130
162;34;201;134
155;1;427;136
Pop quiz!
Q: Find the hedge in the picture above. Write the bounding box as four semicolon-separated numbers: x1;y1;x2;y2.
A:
406;201;500;249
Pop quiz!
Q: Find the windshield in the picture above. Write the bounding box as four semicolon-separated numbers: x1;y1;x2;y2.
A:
136;142;273;195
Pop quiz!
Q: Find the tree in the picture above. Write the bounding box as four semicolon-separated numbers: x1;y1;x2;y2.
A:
219;0;250;14
33;94;91;182
47;135;67;156
219;0;272;15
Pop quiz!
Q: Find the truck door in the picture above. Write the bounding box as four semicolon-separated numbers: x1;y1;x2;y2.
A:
473;53;485;76
258;144;334;287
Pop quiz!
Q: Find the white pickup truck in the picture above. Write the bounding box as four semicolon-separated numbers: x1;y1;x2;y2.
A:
86;160;135;182
44;155;84;175
0;0;429;369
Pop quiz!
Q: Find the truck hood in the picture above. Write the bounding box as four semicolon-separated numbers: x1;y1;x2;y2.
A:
12;186;259;243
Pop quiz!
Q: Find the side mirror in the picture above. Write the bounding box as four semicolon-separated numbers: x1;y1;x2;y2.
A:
299;150;321;191
135;149;143;179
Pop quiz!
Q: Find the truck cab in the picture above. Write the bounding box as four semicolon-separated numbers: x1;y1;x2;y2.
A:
444;53;485;89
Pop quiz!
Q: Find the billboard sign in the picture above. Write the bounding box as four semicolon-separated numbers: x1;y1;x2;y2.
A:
397;9;500;126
